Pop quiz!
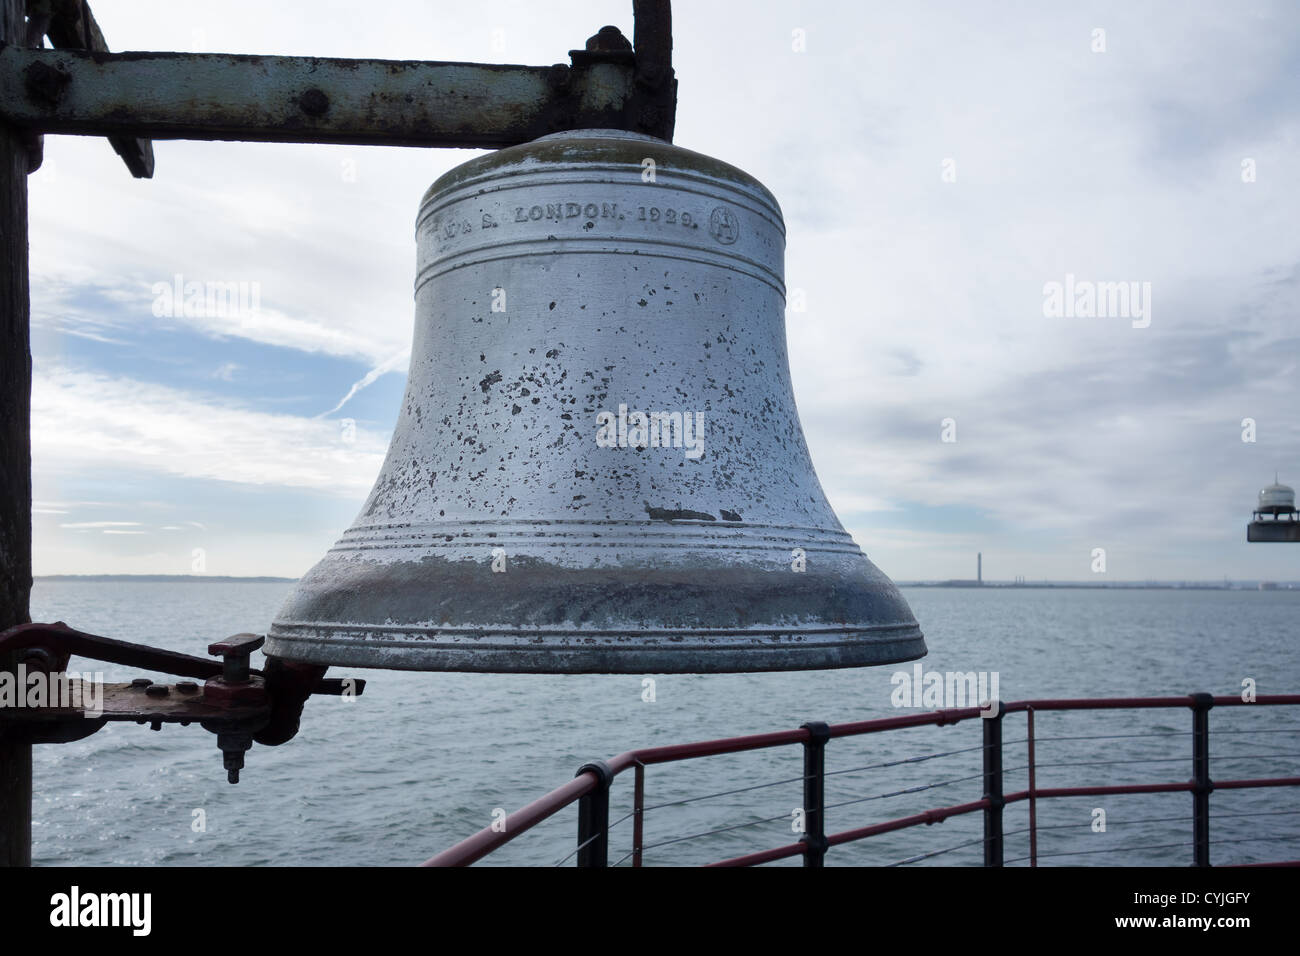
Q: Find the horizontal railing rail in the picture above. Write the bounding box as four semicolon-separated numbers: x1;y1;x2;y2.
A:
422;693;1300;867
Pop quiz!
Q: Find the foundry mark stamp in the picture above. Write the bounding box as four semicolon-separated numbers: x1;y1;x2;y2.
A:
709;205;739;244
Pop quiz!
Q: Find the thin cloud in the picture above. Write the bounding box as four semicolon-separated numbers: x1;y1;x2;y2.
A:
33;367;387;495
59;521;142;529
319;348;410;417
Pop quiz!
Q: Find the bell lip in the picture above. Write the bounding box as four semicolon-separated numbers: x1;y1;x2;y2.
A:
263;626;927;674
419;128;781;218
268;542;924;675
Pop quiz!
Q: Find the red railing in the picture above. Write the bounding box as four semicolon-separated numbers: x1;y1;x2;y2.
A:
422;693;1300;867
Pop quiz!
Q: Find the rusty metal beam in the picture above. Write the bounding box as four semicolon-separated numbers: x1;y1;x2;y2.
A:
0;621;363;697
0;46;665;148
7;680;271;728
37;0;155;177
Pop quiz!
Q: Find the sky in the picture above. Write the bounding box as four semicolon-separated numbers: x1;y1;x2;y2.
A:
26;0;1300;582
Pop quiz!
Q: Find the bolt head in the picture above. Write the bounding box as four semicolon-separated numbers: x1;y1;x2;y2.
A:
585;25;631;53
298;88;330;117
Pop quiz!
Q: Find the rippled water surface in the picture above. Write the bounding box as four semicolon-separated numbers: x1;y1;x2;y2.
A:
26;582;1300;866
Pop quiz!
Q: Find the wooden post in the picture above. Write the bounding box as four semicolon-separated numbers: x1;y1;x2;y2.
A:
0;0;35;868
0;687;32;868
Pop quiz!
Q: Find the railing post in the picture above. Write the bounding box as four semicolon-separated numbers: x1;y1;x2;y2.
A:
0;712;32;867
632;762;645;868
1190;692;1214;867
1027;706;1038;867
575;759;613;868
982;700;1004;867
800;721;830;867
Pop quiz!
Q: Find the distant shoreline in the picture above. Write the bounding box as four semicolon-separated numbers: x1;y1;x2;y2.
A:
35;574;298;583
898;581;1298;590
32;574;1298;589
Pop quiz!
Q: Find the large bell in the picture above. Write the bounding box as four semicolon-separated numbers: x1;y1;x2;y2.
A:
265;130;924;673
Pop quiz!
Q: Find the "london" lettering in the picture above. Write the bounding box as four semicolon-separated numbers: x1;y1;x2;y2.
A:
514;201;619;222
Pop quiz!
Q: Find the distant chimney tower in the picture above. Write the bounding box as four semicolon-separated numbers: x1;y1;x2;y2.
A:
977;552;982;584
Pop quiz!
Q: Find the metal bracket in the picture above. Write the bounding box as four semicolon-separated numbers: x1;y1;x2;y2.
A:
0;621;365;783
